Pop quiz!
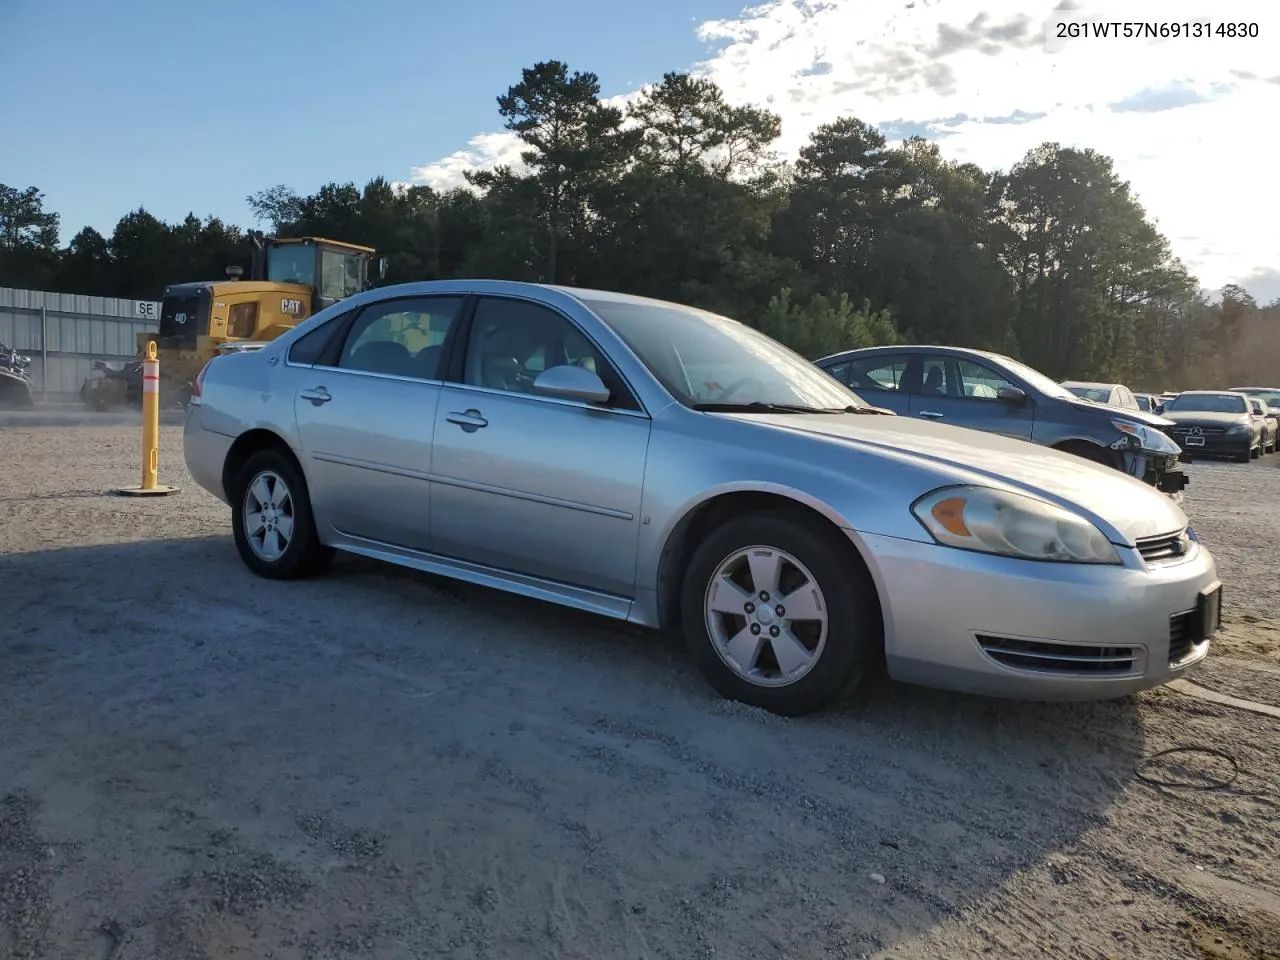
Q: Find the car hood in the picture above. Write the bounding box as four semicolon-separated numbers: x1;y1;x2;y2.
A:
737;412;1187;544
1066;398;1174;428
1161;411;1250;426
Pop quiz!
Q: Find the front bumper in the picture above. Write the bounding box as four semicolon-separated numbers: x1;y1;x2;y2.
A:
1168;431;1252;458
854;530;1220;700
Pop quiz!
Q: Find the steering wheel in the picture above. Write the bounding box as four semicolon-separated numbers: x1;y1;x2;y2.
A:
715;375;765;402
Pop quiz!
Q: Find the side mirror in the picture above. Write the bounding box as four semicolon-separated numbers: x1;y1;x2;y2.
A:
377;257;388;280
996;385;1027;404
532;364;611;405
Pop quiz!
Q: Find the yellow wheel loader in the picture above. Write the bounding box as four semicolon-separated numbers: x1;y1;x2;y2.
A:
82;234;386;409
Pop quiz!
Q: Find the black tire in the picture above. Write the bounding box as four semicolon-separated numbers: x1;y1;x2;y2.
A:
1250;443;1261;460
1236;447;1252;463
230;448;333;580
679;510;881;717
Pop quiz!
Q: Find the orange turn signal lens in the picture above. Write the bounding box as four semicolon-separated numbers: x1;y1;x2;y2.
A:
930;496;970;537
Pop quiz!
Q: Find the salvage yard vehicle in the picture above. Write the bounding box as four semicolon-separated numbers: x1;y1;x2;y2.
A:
1229;386;1280;418
1134;392;1159;413
814;345;1189;499
83;234;387;409
1060;380;1142;411
186;281;1223;716
80;358;141;410
1246;397;1277;453
0;340;34;407
1161;391;1264;462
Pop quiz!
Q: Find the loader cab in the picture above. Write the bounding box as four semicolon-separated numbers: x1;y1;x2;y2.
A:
262;237;378;311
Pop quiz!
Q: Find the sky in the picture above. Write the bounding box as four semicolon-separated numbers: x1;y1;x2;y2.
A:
3;0;1278;301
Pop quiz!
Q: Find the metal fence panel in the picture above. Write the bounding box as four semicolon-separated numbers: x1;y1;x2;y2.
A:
0;286;160;401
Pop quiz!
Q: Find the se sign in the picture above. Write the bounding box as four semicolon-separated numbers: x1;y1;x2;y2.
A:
133;301;160;321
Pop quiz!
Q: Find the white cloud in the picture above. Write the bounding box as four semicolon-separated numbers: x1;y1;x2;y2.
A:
408;0;1280;293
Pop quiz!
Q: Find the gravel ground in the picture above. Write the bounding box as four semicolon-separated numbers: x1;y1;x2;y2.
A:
1;414;1279;960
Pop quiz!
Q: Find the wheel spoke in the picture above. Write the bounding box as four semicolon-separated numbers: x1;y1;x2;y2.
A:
723;626;765;675
771;628;814;677
269;481;290;508
246;511;266;536
262;528;283;560
778;582;824;622
249;476;272;509
746;549;782;598
275;515;294;544
707;574;752;615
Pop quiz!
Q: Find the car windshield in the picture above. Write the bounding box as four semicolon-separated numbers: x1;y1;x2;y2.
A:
579;296;868;411
1166;393;1249;413
1234;389;1280;407
989;355;1078;400
1064;384;1112;403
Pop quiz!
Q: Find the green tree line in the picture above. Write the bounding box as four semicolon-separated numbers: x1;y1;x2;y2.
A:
1;61;1274;388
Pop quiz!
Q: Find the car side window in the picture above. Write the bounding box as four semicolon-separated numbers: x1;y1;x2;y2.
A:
846;356;907;393
954;358;1016;401
288;315;347;366
336;296;465;380
821;360;852;386
462;296;635;408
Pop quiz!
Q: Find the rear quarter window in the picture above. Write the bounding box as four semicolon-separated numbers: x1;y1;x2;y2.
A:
288;318;342;366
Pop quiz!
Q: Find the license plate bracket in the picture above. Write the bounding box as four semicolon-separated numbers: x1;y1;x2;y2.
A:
1197;582;1222;643
1185;435;1205;446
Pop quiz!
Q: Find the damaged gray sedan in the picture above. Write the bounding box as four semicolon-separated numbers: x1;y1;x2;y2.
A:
185;281;1222;716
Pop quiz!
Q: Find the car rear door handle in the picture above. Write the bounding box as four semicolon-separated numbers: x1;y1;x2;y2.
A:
917;410;944;418
300;387;331;405
446;409;488;432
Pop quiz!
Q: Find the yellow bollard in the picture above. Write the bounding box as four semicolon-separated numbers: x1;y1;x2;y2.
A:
116;340;179;497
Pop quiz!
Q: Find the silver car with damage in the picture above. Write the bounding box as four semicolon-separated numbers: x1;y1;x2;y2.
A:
184;280;1223;716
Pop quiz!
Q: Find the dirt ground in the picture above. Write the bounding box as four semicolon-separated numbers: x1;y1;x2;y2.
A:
1;413;1278;960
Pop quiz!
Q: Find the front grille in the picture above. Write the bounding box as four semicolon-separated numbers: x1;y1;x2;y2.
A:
1168;611;1196;665
1135;530;1189;565
1169;425;1226;438
976;635;1139;675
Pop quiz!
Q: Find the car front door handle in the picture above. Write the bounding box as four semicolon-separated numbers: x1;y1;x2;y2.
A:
446;409;488;432
917;410;944;418
300;387;331;405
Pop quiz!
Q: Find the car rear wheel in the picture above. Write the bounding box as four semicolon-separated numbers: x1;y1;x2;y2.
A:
231;448;333;580
679;511;880;717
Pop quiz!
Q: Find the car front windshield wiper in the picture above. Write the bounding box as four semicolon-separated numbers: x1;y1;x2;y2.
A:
690;401;873;414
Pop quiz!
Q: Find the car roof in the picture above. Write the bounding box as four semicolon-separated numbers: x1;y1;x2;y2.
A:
1061;380;1117;389
813;344;1012;364
1176;390;1247;396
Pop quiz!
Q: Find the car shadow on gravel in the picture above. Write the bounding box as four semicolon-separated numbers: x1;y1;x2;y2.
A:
2;535;1149;959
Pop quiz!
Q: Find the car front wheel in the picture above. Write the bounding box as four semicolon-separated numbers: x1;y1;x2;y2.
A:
230;448;333;580
680;510;880;717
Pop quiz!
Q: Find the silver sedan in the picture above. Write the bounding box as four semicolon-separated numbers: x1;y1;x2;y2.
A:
184;280;1223;716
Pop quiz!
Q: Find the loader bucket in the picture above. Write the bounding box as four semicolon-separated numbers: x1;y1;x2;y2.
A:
0;369;34;408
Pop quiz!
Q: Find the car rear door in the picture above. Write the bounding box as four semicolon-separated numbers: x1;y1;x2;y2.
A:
428;295;652;600
833;353;912;414
290;294;467;550
905;353;1035;439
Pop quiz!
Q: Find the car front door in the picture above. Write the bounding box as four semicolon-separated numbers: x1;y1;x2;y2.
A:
905;354;1036;439
837;353;913;414
429;295;652;599
290;294;467;550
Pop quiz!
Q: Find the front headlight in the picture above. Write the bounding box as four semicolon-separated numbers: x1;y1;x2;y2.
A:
1110;419;1181;456
911;485;1122;564
1227;424;1249;435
